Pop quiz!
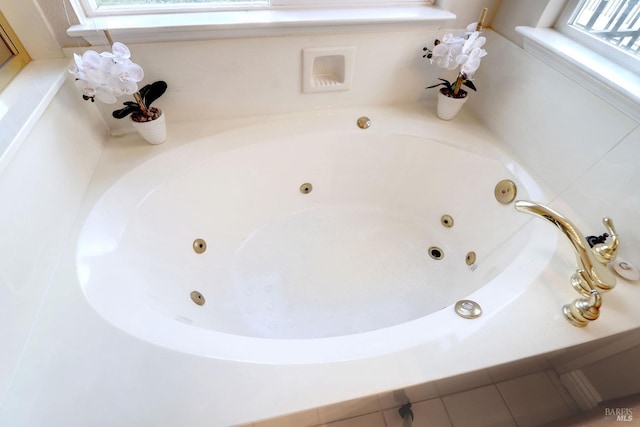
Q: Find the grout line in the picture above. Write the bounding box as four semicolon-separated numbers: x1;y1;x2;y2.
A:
492;383;521;427
438;396;456;427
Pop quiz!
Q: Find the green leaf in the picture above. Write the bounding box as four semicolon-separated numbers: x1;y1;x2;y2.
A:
426;78;453;90
141;81;167;109
463;80;477;91
112;105;141;119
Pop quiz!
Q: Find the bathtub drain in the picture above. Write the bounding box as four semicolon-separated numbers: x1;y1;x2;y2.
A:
300;183;313;194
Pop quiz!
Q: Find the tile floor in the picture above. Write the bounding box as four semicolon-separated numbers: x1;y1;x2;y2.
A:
246;354;581;427
541;393;640;426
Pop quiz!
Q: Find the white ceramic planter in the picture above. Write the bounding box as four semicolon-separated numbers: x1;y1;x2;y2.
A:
436;88;469;121
130;109;167;145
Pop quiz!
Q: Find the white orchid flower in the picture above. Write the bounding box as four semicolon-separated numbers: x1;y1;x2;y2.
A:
81;49;101;67
69;53;89;81
101;42;132;64
460;47;487;77
84;56;115;86
108;67;140;95
109;79;138;96
441;33;464;45
462;32;486;55
466;22;479;33
112;61;144;83
75;79;117;103
424;16;489;98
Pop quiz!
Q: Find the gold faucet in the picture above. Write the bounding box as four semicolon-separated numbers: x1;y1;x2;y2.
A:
514;200;618;327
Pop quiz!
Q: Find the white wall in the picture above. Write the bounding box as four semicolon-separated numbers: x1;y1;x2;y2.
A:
76;29;446;135
0;80;106;405
467;28;640;411
469;31;640;262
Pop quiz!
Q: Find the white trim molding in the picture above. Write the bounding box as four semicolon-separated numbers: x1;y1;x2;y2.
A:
560;370;603;411
67;6;456;44
0;60;71;176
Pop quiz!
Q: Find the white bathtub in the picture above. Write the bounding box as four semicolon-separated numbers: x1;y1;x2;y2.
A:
76;111;558;364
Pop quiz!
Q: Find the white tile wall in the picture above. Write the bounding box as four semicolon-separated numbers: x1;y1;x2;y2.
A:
0;79;106;405
488;355;548;383
317;395;382;425
435;369;494;396
559;125;640;263
469;31;638;202
64;29;444;136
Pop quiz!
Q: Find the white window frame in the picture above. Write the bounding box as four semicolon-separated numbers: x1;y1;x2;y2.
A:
555;0;640;73
66;0;448;45
74;0;268;18
0;11;31;92
73;0;434;18
515;0;640;122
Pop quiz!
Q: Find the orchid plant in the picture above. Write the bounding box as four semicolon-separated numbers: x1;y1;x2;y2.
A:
70;42;167;122
423;14;488;99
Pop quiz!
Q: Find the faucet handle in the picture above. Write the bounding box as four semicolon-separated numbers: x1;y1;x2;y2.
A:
591;217;619;265
563;289;602;327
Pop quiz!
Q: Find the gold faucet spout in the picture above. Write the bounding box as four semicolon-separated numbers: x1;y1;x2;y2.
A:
514;200;616;293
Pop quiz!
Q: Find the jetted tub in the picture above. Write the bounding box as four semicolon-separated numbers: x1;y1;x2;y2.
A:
77;112;558;364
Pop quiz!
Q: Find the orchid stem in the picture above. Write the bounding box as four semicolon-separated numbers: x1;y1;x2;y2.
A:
453;73;464;97
133;92;148;117
476;8;488;31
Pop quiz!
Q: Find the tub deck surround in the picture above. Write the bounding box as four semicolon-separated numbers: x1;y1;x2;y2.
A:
2;104;640;426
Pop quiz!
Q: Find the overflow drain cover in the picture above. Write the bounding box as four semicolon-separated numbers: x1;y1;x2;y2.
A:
455;300;482;319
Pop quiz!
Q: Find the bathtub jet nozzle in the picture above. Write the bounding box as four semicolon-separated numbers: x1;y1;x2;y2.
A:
357;116;371;129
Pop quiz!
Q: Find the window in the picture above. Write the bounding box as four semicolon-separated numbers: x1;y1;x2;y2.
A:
67;0;441;44
0;11;31;92
74;0;432;17
79;0;267;16
557;0;640;72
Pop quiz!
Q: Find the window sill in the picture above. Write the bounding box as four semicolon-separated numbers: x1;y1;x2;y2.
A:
67;6;455;44
0;59;70;175
516;26;640;122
